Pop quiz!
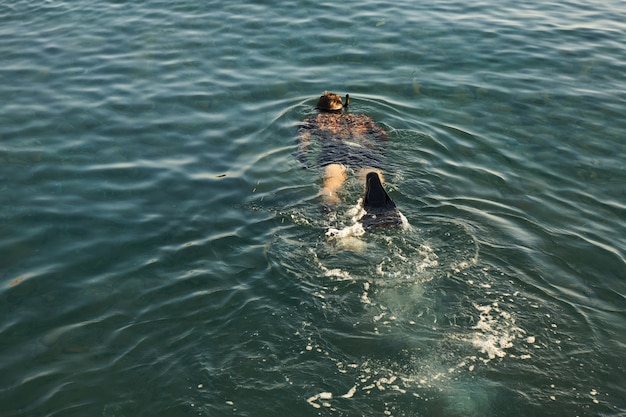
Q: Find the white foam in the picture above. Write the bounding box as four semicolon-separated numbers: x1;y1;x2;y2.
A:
325;218;367;252
361;282;373;305
307;392;333;408
326;222;365;239
470;302;525;361
340;386;357;398
398;211;411;229
320;266;353;280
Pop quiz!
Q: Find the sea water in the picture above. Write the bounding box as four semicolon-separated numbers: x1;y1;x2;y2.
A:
1;0;624;416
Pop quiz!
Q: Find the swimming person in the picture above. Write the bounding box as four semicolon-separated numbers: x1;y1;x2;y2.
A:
296;91;402;229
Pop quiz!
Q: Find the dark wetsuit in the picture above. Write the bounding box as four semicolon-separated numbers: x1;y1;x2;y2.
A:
297;112;387;169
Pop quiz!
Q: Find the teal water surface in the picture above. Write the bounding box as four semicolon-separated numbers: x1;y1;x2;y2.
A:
1;0;625;416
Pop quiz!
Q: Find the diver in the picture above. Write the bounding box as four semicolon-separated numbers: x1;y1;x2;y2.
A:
296;91;402;229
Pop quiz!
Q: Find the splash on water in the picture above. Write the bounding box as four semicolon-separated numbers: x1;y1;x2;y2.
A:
267;200;581;415
469;301;526;361
324;198;410;253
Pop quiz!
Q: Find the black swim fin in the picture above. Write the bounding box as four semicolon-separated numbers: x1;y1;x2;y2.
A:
364;172;396;211
362;172;402;230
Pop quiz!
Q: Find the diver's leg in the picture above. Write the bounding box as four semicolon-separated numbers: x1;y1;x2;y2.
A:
322;163;347;205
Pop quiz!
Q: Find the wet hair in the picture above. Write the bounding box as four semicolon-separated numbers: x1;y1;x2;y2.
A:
316;91;349;112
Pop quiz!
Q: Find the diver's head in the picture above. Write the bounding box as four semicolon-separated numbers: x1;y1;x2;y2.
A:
316;91;350;112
